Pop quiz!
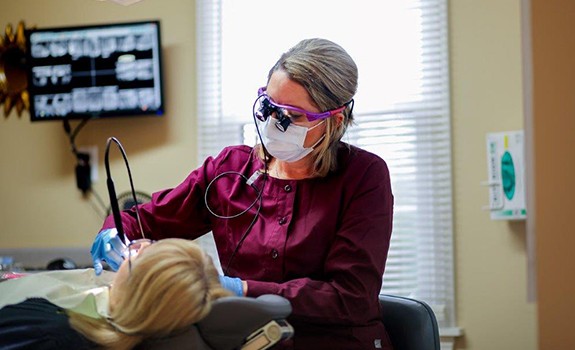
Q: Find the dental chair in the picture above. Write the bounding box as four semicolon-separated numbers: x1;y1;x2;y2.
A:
140;294;294;350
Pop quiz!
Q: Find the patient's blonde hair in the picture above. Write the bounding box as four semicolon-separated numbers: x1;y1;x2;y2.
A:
68;239;231;350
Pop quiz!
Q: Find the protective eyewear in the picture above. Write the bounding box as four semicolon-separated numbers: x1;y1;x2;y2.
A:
253;87;349;132
127;238;155;275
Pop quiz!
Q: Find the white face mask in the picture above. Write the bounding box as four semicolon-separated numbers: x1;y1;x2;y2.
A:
262;119;326;162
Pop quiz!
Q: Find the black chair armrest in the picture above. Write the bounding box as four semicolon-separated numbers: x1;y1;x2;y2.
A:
199;294;292;350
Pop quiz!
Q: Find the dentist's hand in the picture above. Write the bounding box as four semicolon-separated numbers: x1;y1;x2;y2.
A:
90;228;128;275
219;275;244;296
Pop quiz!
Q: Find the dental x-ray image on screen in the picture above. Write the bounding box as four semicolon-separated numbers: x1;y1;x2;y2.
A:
26;20;165;121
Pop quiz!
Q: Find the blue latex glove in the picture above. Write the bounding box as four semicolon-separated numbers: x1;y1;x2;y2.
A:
219;275;244;296
90;228;128;275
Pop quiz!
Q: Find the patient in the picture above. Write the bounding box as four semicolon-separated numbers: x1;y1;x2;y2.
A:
0;238;231;350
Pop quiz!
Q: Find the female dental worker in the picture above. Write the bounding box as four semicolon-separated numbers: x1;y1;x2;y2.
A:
92;38;394;350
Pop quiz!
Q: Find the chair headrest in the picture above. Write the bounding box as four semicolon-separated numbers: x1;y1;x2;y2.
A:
197;294;292;350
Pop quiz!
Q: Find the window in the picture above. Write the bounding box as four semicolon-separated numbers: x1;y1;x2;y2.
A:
196;0;458;336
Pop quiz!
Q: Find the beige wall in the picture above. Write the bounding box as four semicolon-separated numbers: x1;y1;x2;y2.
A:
0;1;539;349
531;0;575;348
449;0;537;349
0;0;198;248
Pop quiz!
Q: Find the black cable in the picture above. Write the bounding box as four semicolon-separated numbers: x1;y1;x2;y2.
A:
220;97;273;273
89;189;109;218
211;96;276;274
223;191;264;275
86;193;107;220
204;171;262;219
105;137;146;243
219;150;269;274
203;166;266;274
63;118;91;157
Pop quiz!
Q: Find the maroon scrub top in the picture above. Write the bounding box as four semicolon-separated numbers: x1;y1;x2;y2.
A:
103;143;394;349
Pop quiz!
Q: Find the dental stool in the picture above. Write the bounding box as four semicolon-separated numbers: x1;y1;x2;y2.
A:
139;294;294;350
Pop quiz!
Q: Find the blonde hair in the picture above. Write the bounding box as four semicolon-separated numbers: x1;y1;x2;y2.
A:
68;239;231;350
257;38;358;177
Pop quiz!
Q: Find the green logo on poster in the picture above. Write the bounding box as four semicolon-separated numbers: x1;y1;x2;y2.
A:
501;151;515;200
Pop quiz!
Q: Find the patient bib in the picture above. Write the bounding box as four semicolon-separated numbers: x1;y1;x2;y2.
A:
0;268;114;319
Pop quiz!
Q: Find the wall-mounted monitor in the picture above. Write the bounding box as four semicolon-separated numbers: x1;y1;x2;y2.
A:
26;20;164;122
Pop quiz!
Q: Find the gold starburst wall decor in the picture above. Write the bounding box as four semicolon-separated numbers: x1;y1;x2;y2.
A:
0;21;30;117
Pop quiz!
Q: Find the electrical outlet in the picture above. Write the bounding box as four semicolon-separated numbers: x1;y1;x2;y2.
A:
78;145;98;182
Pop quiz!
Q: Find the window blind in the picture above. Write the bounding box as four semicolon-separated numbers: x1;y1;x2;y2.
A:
196;0;456;332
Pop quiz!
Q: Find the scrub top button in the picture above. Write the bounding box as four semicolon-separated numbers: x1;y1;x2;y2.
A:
278;217;287;225
271;249;279;259
284;185;292;192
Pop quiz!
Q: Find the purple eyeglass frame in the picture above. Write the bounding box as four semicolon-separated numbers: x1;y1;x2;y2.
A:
257;87;347;122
